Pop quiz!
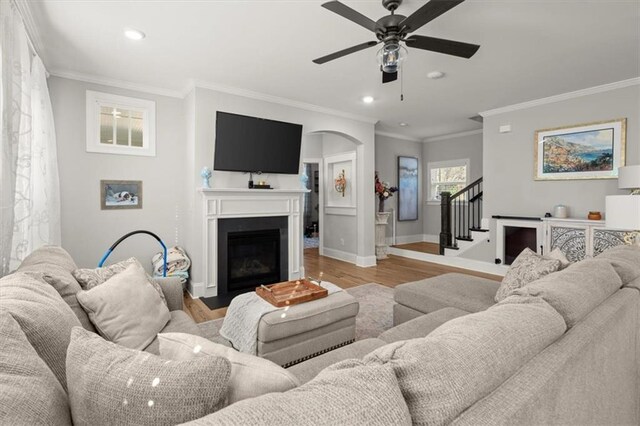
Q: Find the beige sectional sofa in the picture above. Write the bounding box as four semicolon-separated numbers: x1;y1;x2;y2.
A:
1;245;639;425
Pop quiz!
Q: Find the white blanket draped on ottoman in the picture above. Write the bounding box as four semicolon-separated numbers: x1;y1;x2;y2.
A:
219;282;343;355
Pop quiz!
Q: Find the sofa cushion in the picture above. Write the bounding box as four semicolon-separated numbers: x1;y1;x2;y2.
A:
379;307;469;343
288;338;388;385
183;358;412;426
363;295;566;426
511;258;622;328
73;257;167;306
17;246;95;332
0;312;71;425
595;244;640;285
77;263;171;350
144;310;202;355
395;273;500;315
66;328;231;426
0;272;81;390
158;332;299;403
545;247;572;269
495;248;562;302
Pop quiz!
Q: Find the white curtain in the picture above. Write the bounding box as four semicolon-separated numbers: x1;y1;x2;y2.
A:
0;1;60;275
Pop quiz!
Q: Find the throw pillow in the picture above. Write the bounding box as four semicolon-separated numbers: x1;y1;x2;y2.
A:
595;244;640;285
66;328;231;426
76;263;171;350
73;257;167;306
0;312;71;424
158;332;299;403
545;247;571;269
182;359;411;425
495;248;562;302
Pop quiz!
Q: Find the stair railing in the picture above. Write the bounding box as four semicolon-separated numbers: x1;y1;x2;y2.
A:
439;177;483;255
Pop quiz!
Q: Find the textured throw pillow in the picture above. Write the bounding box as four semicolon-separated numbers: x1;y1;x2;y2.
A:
595;244;640;285
0;272;81;390
66;328;231;426
362;295;566;426
76;263;171;350
73;257;167;306
545;247;571;269
183;359;411;425
495;248;562;302
511;259;622;328
158;332;299;403
0;312;72;425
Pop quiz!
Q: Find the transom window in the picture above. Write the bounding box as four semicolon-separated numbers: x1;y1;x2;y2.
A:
86;91;156;156
427;159;470;203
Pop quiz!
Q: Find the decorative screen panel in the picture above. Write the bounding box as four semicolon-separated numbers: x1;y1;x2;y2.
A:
550;226;587;262
593;229;639;257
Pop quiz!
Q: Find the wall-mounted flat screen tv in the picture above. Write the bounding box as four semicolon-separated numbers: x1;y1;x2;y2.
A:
214;111;303;174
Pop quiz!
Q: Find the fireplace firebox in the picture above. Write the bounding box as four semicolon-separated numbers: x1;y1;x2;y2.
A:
218;216;288;295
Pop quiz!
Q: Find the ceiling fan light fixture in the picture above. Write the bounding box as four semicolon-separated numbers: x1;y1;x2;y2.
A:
377;42;407;73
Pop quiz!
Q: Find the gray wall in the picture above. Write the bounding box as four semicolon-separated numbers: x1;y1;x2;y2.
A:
375;135;424;240
422;132;483;237
49;76;186;271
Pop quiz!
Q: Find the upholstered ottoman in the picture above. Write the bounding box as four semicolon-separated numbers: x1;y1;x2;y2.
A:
393;273;500;325
257;290;359;367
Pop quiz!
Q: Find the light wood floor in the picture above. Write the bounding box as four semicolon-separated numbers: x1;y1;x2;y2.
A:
183;247;501;324
393;241;440;255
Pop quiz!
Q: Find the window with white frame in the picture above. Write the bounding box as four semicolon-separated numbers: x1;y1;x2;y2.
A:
86;91;156;156
427;159;470;203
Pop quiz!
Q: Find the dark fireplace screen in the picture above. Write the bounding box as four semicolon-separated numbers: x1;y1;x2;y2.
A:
227;229;280;291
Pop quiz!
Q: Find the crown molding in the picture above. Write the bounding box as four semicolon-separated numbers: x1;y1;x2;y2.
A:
185;79;379;125
423;128;483;142
374;130;422;142
480;77;640;117
48;69;185;98
13;0;44;58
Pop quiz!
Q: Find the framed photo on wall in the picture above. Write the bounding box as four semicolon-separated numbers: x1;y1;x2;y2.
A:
534;118;626;181
398;156;419;221
100;180;143;210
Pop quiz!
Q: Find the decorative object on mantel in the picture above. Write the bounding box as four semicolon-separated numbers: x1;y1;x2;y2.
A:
534;118;626;181
375;212;391;260
553;204;568;218
397;156;419;221
374;172;398;213
605;165;640;246
587;211;602;220
200;167;212;188
334;169;346;197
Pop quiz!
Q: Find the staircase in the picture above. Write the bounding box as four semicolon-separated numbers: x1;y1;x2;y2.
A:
439;177;489;256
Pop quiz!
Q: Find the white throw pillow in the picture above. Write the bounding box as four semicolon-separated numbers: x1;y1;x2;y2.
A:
77;263;170;350
158;332;300;403
495;248;562;302
545;248;571;269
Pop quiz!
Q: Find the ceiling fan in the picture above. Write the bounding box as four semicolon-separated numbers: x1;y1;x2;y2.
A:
313;0;480;84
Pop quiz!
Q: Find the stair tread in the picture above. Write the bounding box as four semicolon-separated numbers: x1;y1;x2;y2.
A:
443;245;459;250
456;236;474;242
469;228;489;232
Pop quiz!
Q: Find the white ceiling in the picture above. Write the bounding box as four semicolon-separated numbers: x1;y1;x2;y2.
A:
31;0;640;139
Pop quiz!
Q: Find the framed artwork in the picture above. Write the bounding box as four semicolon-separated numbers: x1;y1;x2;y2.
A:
100;180;143;210
324;151;356;216
398;156;419;221
534;118;626;181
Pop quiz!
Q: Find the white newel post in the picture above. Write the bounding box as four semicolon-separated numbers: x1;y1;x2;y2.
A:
375;212;391;260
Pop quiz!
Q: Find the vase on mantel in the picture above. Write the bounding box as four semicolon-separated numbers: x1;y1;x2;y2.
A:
375;212;391;260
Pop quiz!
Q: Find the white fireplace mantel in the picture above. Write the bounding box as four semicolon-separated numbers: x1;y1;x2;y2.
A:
199;188;309;297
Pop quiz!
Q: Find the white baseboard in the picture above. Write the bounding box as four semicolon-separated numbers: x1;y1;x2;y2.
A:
356;255;377;268
386;233;439;245
423;234;439;243
388;246;509;276
187;281;205;298
322;247;357;264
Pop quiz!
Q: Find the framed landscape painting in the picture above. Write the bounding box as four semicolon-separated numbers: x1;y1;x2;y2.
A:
534;118;626;181
398;156;419;221
100;180;143;210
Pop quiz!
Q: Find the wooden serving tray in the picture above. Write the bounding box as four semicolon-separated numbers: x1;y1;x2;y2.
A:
256;279;328;307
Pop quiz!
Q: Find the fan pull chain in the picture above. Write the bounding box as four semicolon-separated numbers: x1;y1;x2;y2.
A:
400;68;404;101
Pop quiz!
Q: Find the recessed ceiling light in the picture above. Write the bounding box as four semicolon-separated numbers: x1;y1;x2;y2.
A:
362;96;374;104
124;28;145;40
399;122;408;127
427;71;445;79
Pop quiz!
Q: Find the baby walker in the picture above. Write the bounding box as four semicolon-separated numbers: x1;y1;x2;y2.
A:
98;230;167;277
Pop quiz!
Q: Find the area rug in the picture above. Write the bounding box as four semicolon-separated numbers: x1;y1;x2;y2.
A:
196;283;395;343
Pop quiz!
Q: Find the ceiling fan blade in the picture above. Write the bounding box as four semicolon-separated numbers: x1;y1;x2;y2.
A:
322;1;377;32
405;35;480;58
382;70;398;84
399;0;466;33
313;41;378;64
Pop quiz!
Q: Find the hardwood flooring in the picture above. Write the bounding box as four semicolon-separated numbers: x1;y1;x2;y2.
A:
183;247;501;324
393;241;440;255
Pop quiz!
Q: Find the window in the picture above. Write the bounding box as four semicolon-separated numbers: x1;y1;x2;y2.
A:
427;159;470;203
86;91;156;156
